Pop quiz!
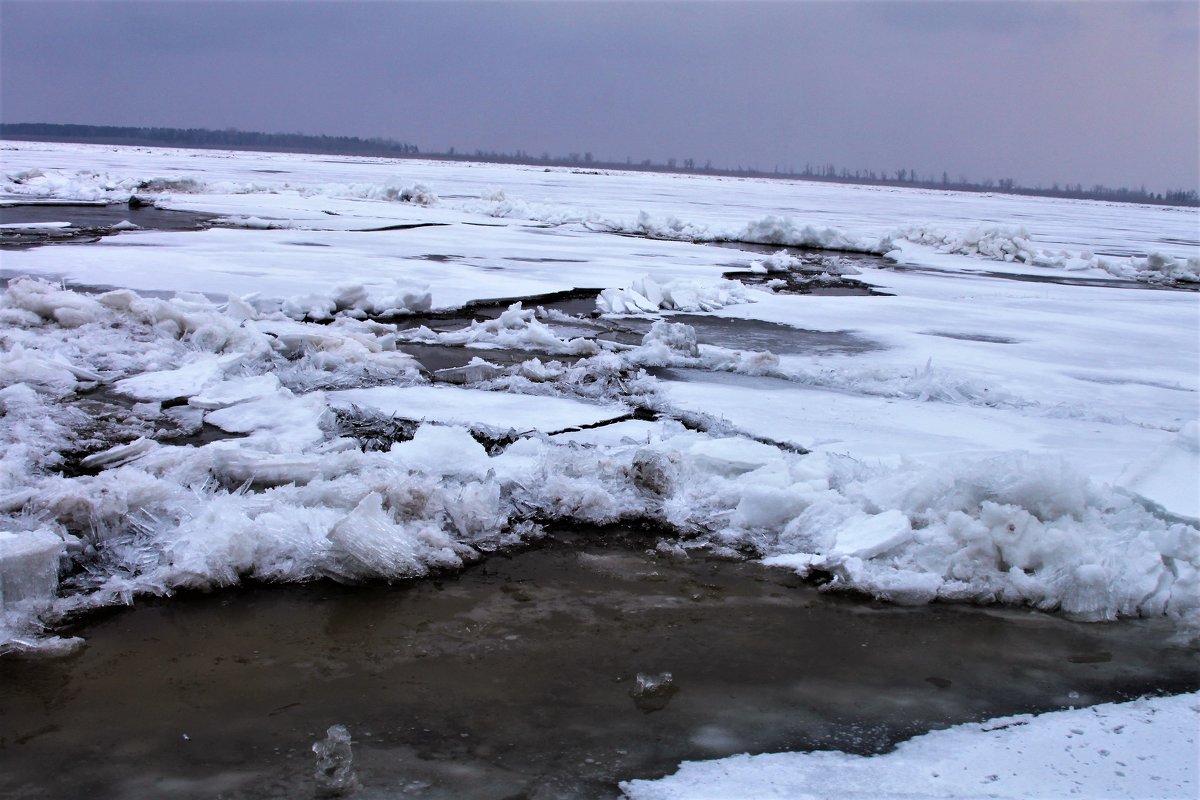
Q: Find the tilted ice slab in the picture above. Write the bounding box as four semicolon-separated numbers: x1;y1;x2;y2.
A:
621;691;1199;800
0;530;62;609
329;385;630;433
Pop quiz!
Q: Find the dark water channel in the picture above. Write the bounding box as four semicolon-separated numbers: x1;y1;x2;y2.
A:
0;203;217;247
1;529;1195;800
596;314;881;356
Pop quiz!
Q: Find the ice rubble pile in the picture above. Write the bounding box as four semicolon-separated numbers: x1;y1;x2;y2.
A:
2;278;1198;649
463;187;597;226
746;249;860;277
597;276;753;314
397;302;598;355
303;180;439;206
734;215;894;254
612;211;892;255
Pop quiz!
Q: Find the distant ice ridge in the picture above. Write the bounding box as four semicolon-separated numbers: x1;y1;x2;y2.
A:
621;691;1200;800
898;224;1200;284
2;167;440;209
1;167;274;202
6;164;1195;284
471;195;1197;284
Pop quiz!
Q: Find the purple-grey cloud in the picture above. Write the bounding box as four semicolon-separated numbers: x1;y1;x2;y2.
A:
1;1;1195;192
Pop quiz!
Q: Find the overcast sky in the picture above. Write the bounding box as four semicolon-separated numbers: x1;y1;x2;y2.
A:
2;1;1196;192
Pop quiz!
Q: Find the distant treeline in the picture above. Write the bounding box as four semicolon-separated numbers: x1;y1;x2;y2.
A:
0;123;420;158
3;122;1196;207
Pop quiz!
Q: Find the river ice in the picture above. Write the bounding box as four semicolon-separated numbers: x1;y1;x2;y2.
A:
0;140;1197;797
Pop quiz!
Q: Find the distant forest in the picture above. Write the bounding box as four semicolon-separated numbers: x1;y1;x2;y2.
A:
3;122;1197;208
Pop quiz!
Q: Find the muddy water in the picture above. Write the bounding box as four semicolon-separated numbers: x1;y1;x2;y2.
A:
1;529;1195;800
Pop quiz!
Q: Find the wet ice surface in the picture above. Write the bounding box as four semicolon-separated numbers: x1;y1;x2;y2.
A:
2;529;1195;800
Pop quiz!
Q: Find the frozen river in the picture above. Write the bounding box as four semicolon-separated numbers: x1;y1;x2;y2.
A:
0;141;1197;798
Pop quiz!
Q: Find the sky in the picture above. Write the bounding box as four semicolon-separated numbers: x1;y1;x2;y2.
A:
1;1;1197;192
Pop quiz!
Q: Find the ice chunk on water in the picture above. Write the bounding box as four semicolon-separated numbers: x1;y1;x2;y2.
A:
631;671;677;713
313;724;359;797
434;357;504;385
0;530;63;609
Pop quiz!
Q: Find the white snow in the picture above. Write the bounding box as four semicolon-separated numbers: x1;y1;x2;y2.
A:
621;691;1200;800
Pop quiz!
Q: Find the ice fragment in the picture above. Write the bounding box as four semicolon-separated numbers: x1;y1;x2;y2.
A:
313;724;360;797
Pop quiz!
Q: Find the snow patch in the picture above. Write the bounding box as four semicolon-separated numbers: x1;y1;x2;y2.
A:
621;691;1200;800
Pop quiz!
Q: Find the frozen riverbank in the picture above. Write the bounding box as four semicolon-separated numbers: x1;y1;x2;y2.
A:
1;140;1197;797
